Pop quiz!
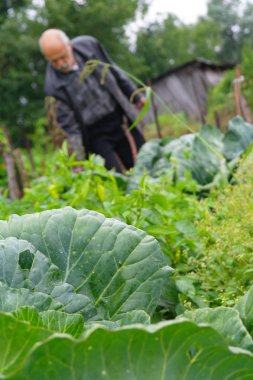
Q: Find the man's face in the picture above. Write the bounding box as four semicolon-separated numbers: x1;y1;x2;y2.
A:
44;42;75;72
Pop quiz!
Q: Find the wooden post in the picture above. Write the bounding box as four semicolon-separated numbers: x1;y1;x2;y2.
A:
240;96;253;124
214;111;221;130
13;148;30;188
24;137;37;178
0;125;23;199
122;116;137;163
151;92;163;139
148;81;162;139
4;151;23;199
234;65;242;116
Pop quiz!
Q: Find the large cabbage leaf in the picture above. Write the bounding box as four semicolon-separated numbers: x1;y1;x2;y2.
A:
182;306;253;351
181;289;253;353
223;116;253;161
2;315;253;379
13;306;84;337
0;237;93;316
236;285;253;336
190;124;226;186
0;207;172;322
161;134;194;182
134;139;163;173
131;117;253;190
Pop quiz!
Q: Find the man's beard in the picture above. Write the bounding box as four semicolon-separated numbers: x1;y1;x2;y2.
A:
57;63;71;73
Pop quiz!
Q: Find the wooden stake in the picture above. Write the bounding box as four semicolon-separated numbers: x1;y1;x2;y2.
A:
234;65;242;116
13;148;30;188
148;81;162;139
0;125;23;199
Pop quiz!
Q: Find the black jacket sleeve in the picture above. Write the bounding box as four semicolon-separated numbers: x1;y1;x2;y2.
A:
57;100;85;160
57;99;81;136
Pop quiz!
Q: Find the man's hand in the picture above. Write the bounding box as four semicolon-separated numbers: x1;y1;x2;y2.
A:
72;165;84;173
135;96;146;110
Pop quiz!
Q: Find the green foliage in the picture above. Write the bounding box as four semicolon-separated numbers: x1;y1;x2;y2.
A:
0;144;201;269
182;285;253;352
0;11;46;145
206;69;235;126
188;18;221;62
207;0;240;63
13;306;85;337
0;207;172;323
183;306;253;351
206;0;253;63
132;117;253;192
3;116;253;314
241;47;253;113
42;0;147;63
135;15;194;80
186;149;253;307
223;117;253;160
236;285;253;337
2;314;253;378
0;0;28;23
0;237;93;316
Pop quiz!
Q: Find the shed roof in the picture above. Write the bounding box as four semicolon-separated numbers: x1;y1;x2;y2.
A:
150;58;234;84
144;58;235;124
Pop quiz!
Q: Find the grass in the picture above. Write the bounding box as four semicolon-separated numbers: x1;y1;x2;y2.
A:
143;112;201;141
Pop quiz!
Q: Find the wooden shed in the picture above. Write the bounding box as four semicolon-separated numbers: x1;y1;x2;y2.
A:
148;59;234;123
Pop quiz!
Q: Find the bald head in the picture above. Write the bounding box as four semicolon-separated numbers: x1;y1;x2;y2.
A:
39;29;76;72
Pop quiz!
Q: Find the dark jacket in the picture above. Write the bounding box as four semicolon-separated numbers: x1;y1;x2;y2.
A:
44;36;140;155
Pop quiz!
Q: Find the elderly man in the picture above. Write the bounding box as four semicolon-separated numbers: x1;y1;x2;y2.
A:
39;29;145;172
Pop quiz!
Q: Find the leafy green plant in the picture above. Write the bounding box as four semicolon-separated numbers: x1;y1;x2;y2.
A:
241;47;253;113
0;208;253;377
131;116;253;191
206;69;235;127
3;313;253;378
182;284;253;353
1;207;244;378
183;306;253;352
0;146;202;271
0;207;172;323
185;148;253;307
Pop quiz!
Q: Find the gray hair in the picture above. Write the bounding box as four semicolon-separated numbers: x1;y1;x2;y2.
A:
39;29;70;53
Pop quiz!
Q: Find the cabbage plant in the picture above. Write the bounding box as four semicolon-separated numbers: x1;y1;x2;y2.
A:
2;313;253;379
1;207;253;378
131;116;253;190
0;207;172;322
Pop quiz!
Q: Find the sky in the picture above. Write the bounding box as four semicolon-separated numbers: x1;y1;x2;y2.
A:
127;0;209;44
144;0;209;24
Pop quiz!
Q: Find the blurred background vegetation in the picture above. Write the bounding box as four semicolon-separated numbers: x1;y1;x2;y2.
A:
2;0;253;312
2;0;253;146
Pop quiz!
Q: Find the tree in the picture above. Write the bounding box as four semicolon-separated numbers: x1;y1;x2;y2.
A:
135;15;193;80
187;17;221;62
134;14;223;81
240;2;253;51
206;0;253;63
0;4;46;145
0;0;27;23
